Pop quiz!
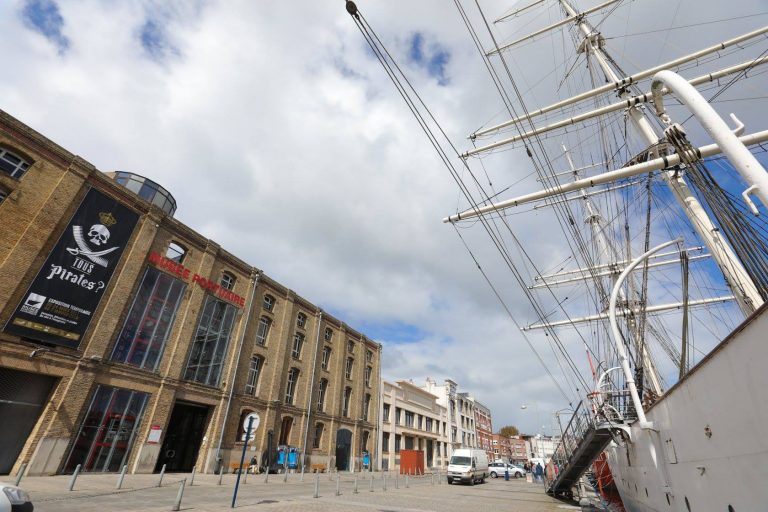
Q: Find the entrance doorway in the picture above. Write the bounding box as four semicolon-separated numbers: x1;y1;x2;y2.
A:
426;440;434;467
335;428;352;471
155;401;209;472
0;368;57;474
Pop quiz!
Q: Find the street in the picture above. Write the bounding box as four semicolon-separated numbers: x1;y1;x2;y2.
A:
17;471;580;512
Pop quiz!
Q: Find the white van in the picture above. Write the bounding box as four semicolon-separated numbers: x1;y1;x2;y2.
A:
447;448;489;485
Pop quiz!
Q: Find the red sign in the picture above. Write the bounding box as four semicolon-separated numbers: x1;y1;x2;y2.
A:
147;251;246;307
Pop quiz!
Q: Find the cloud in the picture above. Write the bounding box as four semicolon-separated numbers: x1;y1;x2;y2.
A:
0;0;766;436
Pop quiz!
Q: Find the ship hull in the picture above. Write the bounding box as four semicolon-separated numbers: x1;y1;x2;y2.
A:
604;305;768;512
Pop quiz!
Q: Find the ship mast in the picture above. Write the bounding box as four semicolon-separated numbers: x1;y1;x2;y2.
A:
556;0;763;316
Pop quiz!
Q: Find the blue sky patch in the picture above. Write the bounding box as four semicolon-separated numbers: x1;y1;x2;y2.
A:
139;18;178;62
21;0;69;54
408;33;449;85
357;320;430;344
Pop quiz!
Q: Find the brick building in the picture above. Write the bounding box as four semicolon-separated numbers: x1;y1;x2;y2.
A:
0;110;380;476
473;400;493;462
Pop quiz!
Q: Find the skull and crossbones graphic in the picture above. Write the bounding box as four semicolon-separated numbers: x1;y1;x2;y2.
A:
66;223;120;267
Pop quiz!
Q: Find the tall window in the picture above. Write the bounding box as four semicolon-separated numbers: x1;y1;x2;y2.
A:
426;418;433;432
342;387;352;417
296;312;307;328
324;327;333;341
165;242;186;263
313;423;324;449
321;346;331;370
244;356;263;395
317;378;328;412
396;407;402;425
395;434;401;453
256;317;271;346
285;368;300;404
184;295;237;386
0;147;31;179
365;366;372;387
292;333;304;359
366;349;373;363
383;403;390;422
405;411;414;427
263;294;275;311
111;267;186;370
363;393;371;421
220;272;236;290
382;432;390;452
345;357;354;379
347;340;354;353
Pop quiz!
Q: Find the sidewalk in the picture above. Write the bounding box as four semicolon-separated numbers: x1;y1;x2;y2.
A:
12;470;578;512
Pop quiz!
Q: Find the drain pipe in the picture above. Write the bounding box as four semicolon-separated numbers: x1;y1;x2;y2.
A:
214;270;260;472
609;239;681;430
301;310;323;470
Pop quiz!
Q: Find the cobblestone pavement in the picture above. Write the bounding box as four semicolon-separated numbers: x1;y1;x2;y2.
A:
12;471;581;512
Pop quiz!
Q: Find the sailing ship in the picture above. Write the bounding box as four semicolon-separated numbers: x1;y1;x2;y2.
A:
347;0;768;510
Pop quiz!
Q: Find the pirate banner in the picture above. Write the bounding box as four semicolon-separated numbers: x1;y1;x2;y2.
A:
4;188;139;349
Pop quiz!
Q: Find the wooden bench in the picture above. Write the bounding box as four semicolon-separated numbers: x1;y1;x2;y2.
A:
230;462;259;474
311;464;327;473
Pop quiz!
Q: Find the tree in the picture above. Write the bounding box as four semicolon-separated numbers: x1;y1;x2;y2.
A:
498;425;519;437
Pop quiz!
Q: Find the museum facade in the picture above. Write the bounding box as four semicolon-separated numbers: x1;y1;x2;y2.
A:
0;109;381;477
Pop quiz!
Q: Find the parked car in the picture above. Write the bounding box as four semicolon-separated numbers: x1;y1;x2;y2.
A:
447;449;489;485
0;481;33;512
488;461;524;478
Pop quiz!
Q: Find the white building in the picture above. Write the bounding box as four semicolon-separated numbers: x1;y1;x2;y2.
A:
422;378;478;460
528;434;559;462
378;380;450;471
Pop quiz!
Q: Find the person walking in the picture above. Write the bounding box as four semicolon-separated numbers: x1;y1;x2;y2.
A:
534;463;544;483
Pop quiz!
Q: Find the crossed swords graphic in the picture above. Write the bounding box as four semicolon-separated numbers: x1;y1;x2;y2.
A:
65;226;119;267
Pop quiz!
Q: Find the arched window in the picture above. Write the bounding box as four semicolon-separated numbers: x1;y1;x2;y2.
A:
363;393;371;421
312;422;324;449
324;327;333;341
236;409;256;441
256;316;271;346
220;271;236;290
317;378;328;412
345;357;354;379
292;333;304;359
285;368;300;404
263;294;275;312
244;356;263;395
296;312;307;328
343;387;352;417
279;416;293;446
361;430;370;452
0;147;31;179
165;241;186;263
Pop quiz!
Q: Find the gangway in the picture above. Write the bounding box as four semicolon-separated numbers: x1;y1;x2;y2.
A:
545;399;631;499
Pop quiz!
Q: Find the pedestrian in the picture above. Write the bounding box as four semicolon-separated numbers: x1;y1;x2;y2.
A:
534;463;544;483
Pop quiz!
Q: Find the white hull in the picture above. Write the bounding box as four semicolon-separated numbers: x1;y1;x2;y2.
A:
604;304;768;512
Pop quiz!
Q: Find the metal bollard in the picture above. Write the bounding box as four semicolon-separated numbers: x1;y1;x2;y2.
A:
116;465;128;490
369;474;374;492
335;475;341;496
438;469;442;485
68;464;81;492
354;475;358;494
383;474;387;491
300;465;305;482
431;473;434;485
14;463;27;487
395;474;399;489
313;472;320;498
243;466;248;484
406;474;409;488
283;468;288;483
158;464;166;487
218;466;224;486
172;478;186;511
190;466;196;486
265;467;270;484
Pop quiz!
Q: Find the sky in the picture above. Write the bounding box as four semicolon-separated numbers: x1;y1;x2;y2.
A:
2;0;767;436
